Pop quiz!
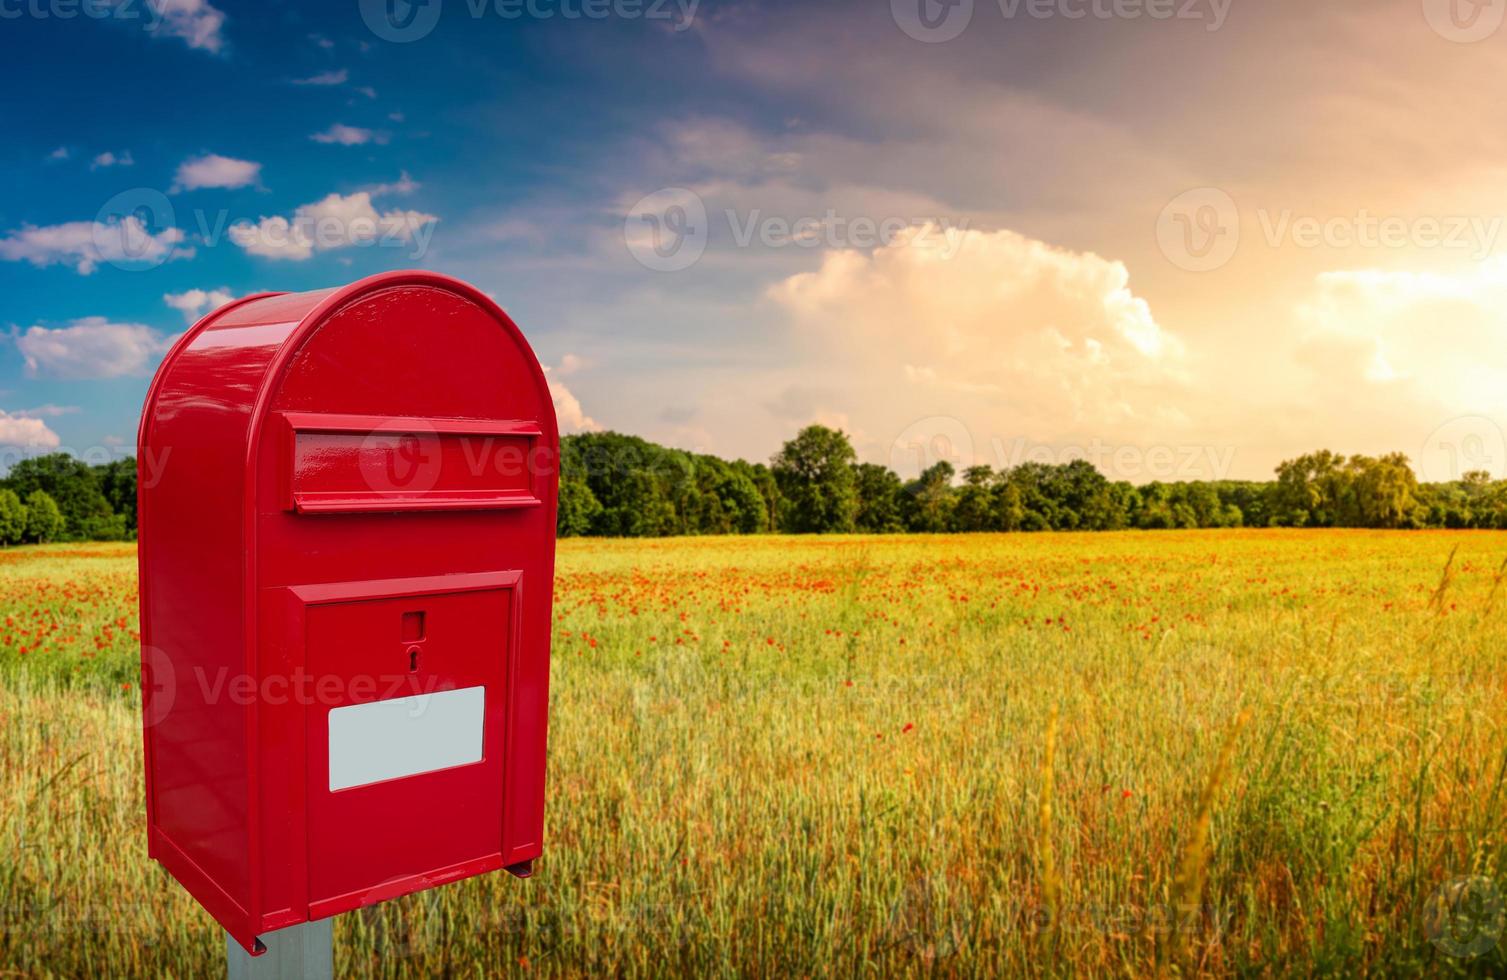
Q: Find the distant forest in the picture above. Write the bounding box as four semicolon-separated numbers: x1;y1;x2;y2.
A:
12;425;1507;543
558;426;1507;536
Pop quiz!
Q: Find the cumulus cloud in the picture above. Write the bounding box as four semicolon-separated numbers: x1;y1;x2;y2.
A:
13;318;176;379
0;413;60;449
545;358;599;433
15;405;81;419
90;150;133;169
46;147;69;161
164;287;237;323
228;191;437;261
310;124;387;146
363;171;420;196
1286;260;1507;450
144;0;227;53
172;153;262;192
293;69;348;86
768;225;1190;465
0;217;188;274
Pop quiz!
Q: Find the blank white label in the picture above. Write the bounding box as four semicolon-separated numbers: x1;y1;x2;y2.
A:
328;686;486;791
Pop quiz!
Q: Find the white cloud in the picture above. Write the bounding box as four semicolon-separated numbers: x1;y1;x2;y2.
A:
164;287;237;323
47;147;69;161
355;86;377;99
228;191;437;261
768;225;1189;462
1288;260;1507;438
0;217;188;275
293;69;348;85
15;405;81;419
13;318;176;379
144;0;228;53
172;153;262;192
363;171;419;196
310;124;387;146
545;360;599;433
90;151;134;170
0;413;60;449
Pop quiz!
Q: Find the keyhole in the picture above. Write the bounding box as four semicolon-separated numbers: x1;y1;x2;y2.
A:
408;647;420;673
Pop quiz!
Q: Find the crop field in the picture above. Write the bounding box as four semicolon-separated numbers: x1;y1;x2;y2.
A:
2;531;1507;977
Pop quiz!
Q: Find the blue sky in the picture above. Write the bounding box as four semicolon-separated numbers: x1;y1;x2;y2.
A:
3;0;1505;481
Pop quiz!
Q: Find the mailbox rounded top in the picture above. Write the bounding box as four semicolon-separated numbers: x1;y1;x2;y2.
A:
140;270;559;457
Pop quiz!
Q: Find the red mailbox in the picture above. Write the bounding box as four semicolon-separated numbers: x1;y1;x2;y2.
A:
136;271;559;953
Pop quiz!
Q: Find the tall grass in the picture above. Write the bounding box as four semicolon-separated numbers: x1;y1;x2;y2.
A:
2;531;1506;976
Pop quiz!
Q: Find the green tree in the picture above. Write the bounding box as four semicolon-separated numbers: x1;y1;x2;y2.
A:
1273;450;1348;527
770;426;859;533
24;490;64;544
93;458;138;535
853;462;904;533
1348;453;1419;528
995;480;1026;531
695;455;768;534
566;432;683;536
4;453;119;540
951;465;996;532
556;478;602;537
1040;460;1113;530
903;461;956;533
739;462;783;534
616;469;678;537
0;489;27;545
1217;481;1271;527
1000;463;1060;530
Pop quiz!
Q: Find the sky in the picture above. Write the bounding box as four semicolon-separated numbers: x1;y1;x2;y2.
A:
2;0;1506;482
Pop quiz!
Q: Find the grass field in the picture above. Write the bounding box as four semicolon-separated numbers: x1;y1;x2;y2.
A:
3;531;1507;977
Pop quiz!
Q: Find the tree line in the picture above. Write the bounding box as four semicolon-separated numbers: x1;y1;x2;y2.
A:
559;427;1507;536
0;454;130;544
3;432;1504;544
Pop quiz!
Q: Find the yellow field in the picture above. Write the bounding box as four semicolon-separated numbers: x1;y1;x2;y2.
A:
3;531;1506;977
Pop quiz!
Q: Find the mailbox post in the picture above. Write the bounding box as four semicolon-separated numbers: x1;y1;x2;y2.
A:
136;271;560;963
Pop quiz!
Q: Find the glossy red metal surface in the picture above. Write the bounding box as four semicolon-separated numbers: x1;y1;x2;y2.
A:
136;271;559;953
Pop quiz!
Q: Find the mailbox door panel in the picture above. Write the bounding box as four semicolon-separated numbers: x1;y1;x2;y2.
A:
298;576;518;913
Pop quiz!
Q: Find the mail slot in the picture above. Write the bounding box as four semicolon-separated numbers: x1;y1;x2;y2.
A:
135;271;559;954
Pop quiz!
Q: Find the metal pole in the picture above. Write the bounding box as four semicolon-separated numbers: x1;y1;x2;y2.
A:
227;919;334;980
